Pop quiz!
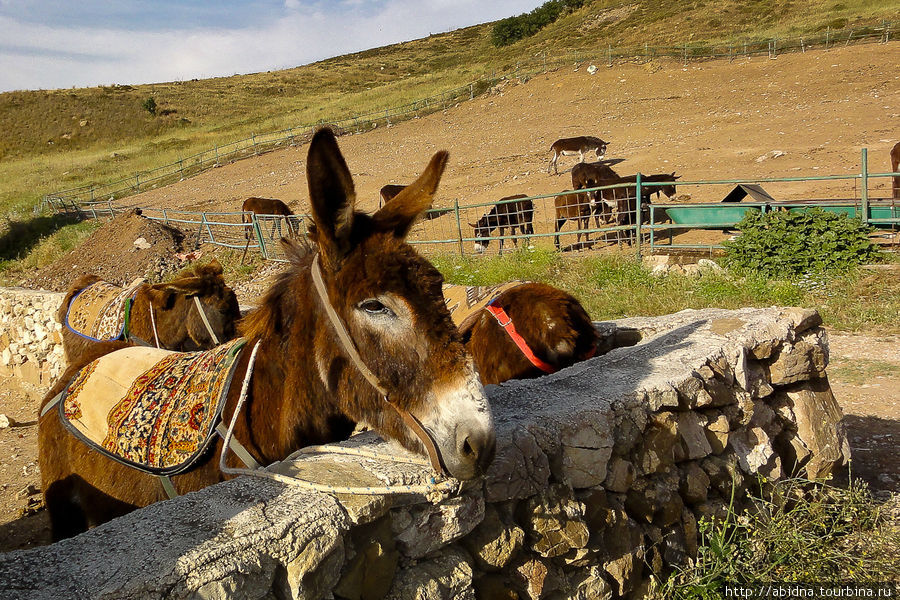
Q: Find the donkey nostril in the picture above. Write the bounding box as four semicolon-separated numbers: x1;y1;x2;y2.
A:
462;437;475;458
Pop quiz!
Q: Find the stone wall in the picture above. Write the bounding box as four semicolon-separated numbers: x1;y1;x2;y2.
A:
0;305;849;600
0;288;65;388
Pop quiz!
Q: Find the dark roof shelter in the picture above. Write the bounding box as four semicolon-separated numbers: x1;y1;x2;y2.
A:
721;184;777;203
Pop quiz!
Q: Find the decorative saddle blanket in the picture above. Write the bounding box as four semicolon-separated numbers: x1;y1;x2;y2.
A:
57;337;247;475
442;281;526;329
65;278;146;342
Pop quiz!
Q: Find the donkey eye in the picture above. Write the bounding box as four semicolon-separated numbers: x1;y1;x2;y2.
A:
359;299;393;316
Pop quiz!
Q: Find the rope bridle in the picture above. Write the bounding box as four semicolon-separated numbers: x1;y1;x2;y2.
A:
308;253;446;475
146;294;221;349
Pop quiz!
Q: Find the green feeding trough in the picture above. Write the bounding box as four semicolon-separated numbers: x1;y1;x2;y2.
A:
662;204;764;228
775;202;900;227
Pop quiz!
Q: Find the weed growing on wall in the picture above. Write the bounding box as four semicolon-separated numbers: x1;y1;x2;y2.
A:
648;477;899;598
723;208;880;279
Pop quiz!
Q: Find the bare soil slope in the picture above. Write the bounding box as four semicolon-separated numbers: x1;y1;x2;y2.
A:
111;44;897;221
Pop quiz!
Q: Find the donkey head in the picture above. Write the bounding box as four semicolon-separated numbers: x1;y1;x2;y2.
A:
146;259;240;350
468;212;496;254
659;173;680;199
307;128;495;480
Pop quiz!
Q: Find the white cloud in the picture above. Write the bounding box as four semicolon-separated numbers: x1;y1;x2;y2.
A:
0;0;541;92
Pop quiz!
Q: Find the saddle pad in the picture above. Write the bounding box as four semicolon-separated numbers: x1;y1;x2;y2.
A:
442;281;526;328
65;278;146;342
59;337;247;475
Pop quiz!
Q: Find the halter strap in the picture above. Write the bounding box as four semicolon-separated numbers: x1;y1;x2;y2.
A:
310;254;445;475
148;303;161;349
484;303;557;374
193;295;221;345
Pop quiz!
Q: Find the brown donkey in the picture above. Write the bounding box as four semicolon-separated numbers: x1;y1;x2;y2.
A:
459;283;599;385
58;260;241;365
240;196;297;262
39;128;495;540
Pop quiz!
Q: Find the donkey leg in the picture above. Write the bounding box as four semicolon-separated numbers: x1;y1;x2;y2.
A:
555;219;564;250
44;477;89;541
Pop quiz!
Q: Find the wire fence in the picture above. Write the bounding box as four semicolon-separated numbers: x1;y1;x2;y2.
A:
40;21;894;213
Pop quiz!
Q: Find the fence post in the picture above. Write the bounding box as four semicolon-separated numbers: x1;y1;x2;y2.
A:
179;158;184;179
683;44;688;66
163;208;169;225
860;148;869;226
252;215;267;260
135;174;140;191
826;26;830;49
454;199;464;256
607;44;612;67
635;173;643;259
107;199;114;217
215;145;220;166
470;83;474;99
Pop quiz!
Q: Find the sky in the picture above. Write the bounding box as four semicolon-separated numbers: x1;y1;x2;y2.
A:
0;0;541;93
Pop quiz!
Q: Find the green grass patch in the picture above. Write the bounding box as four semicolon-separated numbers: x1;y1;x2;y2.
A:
648;477;899;598
432;250;900;333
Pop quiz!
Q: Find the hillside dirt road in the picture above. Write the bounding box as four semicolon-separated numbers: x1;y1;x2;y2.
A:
1;42;898;551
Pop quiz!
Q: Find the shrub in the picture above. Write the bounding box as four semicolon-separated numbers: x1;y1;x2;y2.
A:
141;96;157;116
723;207;880;279
490;0;585;47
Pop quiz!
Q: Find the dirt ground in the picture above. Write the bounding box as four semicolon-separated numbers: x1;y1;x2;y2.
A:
1;42;898;552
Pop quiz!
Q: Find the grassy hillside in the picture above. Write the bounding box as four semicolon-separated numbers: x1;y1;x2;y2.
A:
0;0;896;239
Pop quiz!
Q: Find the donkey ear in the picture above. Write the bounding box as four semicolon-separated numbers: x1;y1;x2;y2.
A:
206;258;223;274
373;151;449;239
163;277;203;295
306;127;356;262
147;283;178;308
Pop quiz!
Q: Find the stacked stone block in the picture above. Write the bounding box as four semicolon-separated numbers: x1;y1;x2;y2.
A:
0;288;66;388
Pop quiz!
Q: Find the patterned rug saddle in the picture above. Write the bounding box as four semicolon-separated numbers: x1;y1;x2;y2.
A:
64;278;146;342
442;281;526;330
54;338;247;475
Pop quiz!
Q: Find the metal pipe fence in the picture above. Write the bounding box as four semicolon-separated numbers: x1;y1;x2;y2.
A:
47;165;898;263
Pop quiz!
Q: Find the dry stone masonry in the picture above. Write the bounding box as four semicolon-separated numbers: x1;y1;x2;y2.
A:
0;288;66;388
0;304;849;599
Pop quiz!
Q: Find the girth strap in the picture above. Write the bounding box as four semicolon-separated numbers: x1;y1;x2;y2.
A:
310;254;445;475
485;303;557;374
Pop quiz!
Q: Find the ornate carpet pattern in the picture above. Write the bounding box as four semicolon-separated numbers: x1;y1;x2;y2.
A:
442;282;526;329
60;338;247;475
65;278;146;342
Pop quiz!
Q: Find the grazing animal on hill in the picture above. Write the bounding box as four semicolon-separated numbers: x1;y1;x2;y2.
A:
891;142;900;199
553;190;596;250
469;194;535;255
451;282;600;385
380;183;453;220
38;128;495;540
571;161;621;226
598;172;680;226
58;260;240;365
548;136;608;175
594;172;680;245
240;197;297;262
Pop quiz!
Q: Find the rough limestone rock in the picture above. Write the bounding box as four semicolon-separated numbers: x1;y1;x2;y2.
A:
0;306;850;600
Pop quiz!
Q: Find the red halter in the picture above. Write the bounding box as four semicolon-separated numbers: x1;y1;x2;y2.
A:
484;303;558;374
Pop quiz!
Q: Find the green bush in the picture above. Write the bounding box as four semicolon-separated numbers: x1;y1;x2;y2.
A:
141;96;157;116
490;0;585;47
723;207;880;279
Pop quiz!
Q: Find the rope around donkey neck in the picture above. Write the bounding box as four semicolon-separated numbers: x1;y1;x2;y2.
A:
217;341;461;498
